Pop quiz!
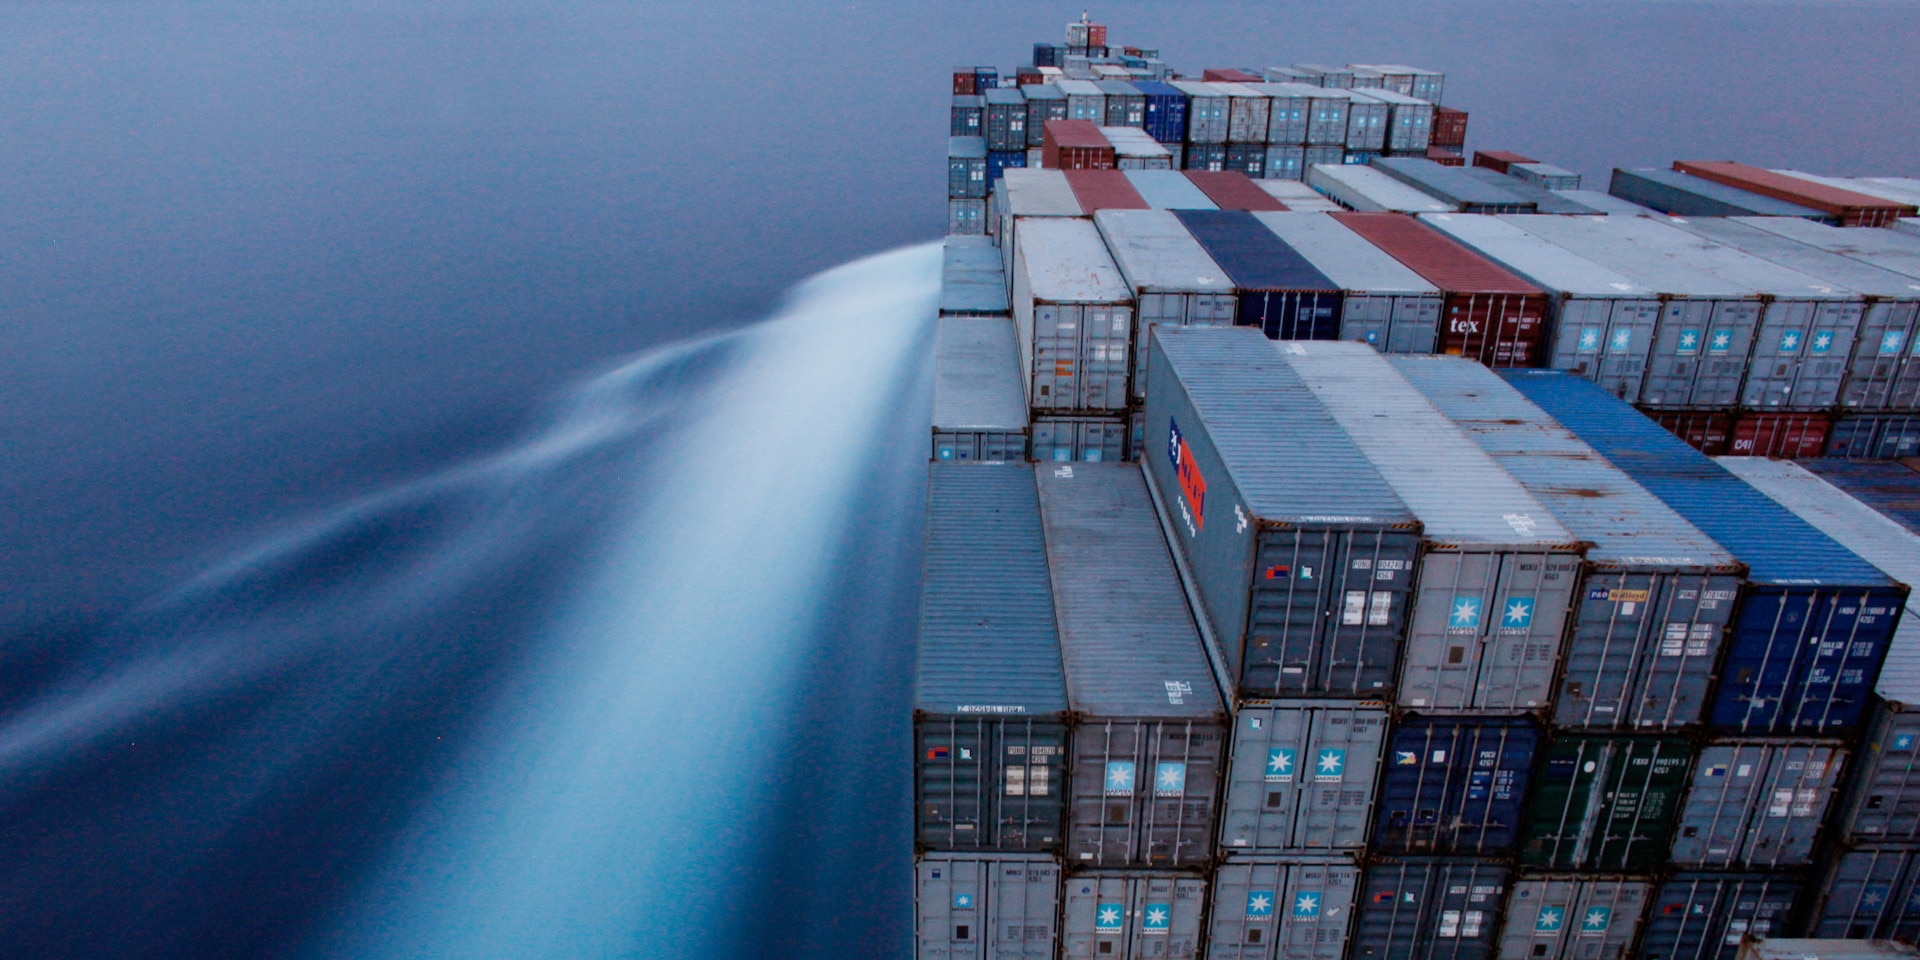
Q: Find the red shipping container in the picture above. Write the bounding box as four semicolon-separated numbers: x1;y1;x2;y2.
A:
1016;68;1045;87
1202;68;1262;83
1042;119;1115;171
1064;169;1149;212
1087;23;1107;46
1675;161;1918;228
1730;412;1833;458
1330;212;1550;367
1425;146;1466;167
1182;170;1288;211
1472;150;1537;174
1431;106;1469;148
953;68;977;96
1649;411;1733;455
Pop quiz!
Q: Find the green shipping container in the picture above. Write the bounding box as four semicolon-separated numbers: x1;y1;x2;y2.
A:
1521;735;1692;870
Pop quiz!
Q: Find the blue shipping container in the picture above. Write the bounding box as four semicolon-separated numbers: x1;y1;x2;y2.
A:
1373;715;1539;855
1801;459;1920;536
986;149;1027;184
1640;873;1798;960
1132;80;1189;144
1174;209;1344;341
1826;414;1920;459
1503;370;1908;735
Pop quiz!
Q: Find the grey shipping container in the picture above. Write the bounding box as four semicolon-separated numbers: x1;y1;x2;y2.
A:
1374;157;1536;214
1061;871;1206;960
985;87;1030;151
1096;80;1145;127
941;235;1011;318
1391;356;1741;730
951;198;988;236
1264;145;1306;182
1498;214;1765;409
1030;416;1126;463
1010;217;1133;412
1812;848;1920;940
916;463;1069;852
1511;163;1583;191
1292;63;1356;88
1037;462;1226;868
1142;326;1422;699
1497;877;1651;960
1462;168;1608;215
1360;88;1435;153
1304;145;1345;168
933;316;1028;463
1093;209;1237;401
1211;81;1273;144
951;136;989;200
1671;739;1846;869
993;168;1082;281
1641;874;1799;960
1058;79;1105;123
1349;63;1446;103
916;854;1060;959
1555;189;1661;216
1023;85;1069;148
1276;341;1584;713
1256;211;1443;353
1665;217;1920;413
1169;81;1229;144
1610;168;1836;222
1420;214;1662;401
1250;82;1313;145
953;94;984;137
1301;86;1352;146
1343;91;1391;152
1308;163;1457;214
1354;857;1509;960
1209;857;1360;960
1218;699;1390;853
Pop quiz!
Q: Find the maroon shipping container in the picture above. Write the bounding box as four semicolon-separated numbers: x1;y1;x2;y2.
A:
1426;146;1466;167
1182;171;1288;211
1730;412;1834;458
1202;68;1262;83
1330;212;1550;367
1431;106;1469;148
953;68;978;96
1472;150;1537;174
1087;23;1108;46
1650;411;1734;455
1675;161;1918;227
1063;169;1148;212
1016;68;1045;87
1042;119;1116;171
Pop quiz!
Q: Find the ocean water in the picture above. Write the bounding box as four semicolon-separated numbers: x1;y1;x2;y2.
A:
3;1;1917;956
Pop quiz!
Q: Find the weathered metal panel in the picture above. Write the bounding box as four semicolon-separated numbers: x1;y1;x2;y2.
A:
1520;735;1692;870
1374;716;1539;855
1011;217;1134;413
1496;877;1650;960
916;854;1060;959
1641;874;1798;960
1218;699;1389;853
1060;871;1206;959
1811;848;1920;940
1209;857;1360;960
1354;857;1509;960
1671;739;1846;869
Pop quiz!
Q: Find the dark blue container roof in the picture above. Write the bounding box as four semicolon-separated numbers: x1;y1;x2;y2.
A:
1802;459;1920;537
1500;370;1898;587
1130;80;1186;99
1172;209;1340;293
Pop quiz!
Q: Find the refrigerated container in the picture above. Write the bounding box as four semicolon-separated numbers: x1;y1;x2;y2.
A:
1256;211;1443;353
916;854;1060;959
1275;342;1583;712
1354;857;1508;960
1610;168;1835;222
1038;462;1225;868
1391;357;1742;731
1030;416;1126;463
1217;700;1389;853
1670;738;1847;869
1374;716;1540;854
1334;212;1552;367
1011;217;1133;413
1093;208;1236;401
1168;81;1229;145
1496;877;1651;960
1372;157;1536;213
1673;161;1916;228
1061;871;1206;960
1418;213;1660;400
1502;370;1906;735
1641;873;1798;960
933;316;1027;463
1209;857;1360;960
1176;209;1345;340
1811;848;1920;940
1519;735;1693;870
1142;326;1421;699
916;463;1069;852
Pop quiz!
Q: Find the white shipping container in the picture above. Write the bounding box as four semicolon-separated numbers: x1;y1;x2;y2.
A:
1093;209;1237;401
994;168;1083;280
1061;871;1207;959
1209;857;1360;960
1011;217;1134;412
1307;164;1456;214
916;854;1060;960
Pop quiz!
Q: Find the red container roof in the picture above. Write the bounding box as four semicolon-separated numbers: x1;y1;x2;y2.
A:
1675;160;1919;217
1043;119;1111;150
1331;212;1545;295
1202;68;1262;83
1064;169;1149;212
1182;171;1288;211
1474;150;1537;166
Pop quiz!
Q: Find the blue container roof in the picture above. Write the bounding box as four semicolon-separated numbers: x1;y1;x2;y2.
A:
1172;209;1339;292
1130;80;1185;98
1499;370;1898;587
1802;459;1920;537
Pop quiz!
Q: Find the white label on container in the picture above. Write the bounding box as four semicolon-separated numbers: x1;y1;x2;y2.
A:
1165;681;1192;705
1369;592;1393;625
1439;911;1460;938
1768;788;1793;817
1006;766;1026;796
1461;911;1484;937
1503;514;1537;535
1344;592;1367;625
1030;765;1050;796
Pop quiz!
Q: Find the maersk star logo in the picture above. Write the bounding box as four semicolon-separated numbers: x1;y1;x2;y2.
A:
954;893;973;908
1105;760;1136;794
1294;892;1322;918
1246;891;1275;918
1450;597;1482;629
1536;906;1565;932
1582;907;1612;933
1095;904;1123;932
1579;328;1600;351
1315;748;1346;781
1504;598;1535;629
1780;330;1802;352
1267;748;1297;782
1895;734;1916;751
1142;904;1171;931
1156;762;1187;796
1861;885;1889;908
1678;329;1700;352
1711;330;1732;353
1612;328;1633;351
1813;331;1833;354
1885;331;1907;355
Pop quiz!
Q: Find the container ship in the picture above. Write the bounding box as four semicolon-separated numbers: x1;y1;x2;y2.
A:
918;15;1920;960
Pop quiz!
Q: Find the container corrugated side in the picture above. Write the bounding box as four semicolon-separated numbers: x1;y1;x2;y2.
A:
1217;699;1389;853
1460;167;1603;215
1307;163;1457;214
1353;857;1509;960
933;317;1028;463
1168;81;1229;145
1209;857;1359;960
1276;341;1583;713
1255;211;1442;354
940;235;1011;317
1011;217;1133;413
916;854;1060;958
1642;873;1798;960
1673;161;1917;228
1503;370;1907;735
1093;209;1235;401
1671;738;1847;869
1374;716;1540;855
1143;326;1421;700
1175;209;1345;341
916;463;1069;852
1037;462;1225;869
1812;848;1920;940
1519;734;1692;870
1800;459;1920;538
1496;877;1651;960
1372;157;1537;214
1336;212;1554;366
1610;168;1836;222
1060;870;1207;959
1391;356;1742;731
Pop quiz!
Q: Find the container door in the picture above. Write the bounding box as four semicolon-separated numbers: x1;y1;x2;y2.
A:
1711;588;1822;733
1030;303;1081;412
1645;875;1797;960
1277;861;1358;960
1400;552;1500;712
1673;743;1766;868
1388;296;1442;355
1886;303;1920;409
1357;860;1510;960
1062;875;1136;958
1220;704;1311;852
1694;301;1760;408
1641;300;1714;407
1554;571;1660;730
1628;573;1738;731
1782;588;1898;734
1814;849;1920;940
1138;721;1223;867
1596;300;1660;401
1523;739;1609;870
1742;300;1813;410
1846;301;1911;410
1294;704;1388;850
1082;305;1131;411
1069;720;1146;865
1339;294;1396;350
1132;294;1183;401
1800;301;1859;409
1841;712;1920;843
1738;742;1842;868
987;857;1061;959
1475;551;1577;711
1591;738;1691;871
917;857;986;959
1208;860;1279;959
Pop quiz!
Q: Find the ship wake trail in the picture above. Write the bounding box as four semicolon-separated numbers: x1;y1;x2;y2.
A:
0;244;940;960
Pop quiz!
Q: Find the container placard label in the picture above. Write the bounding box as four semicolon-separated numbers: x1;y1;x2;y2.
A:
1167;418;1205;532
